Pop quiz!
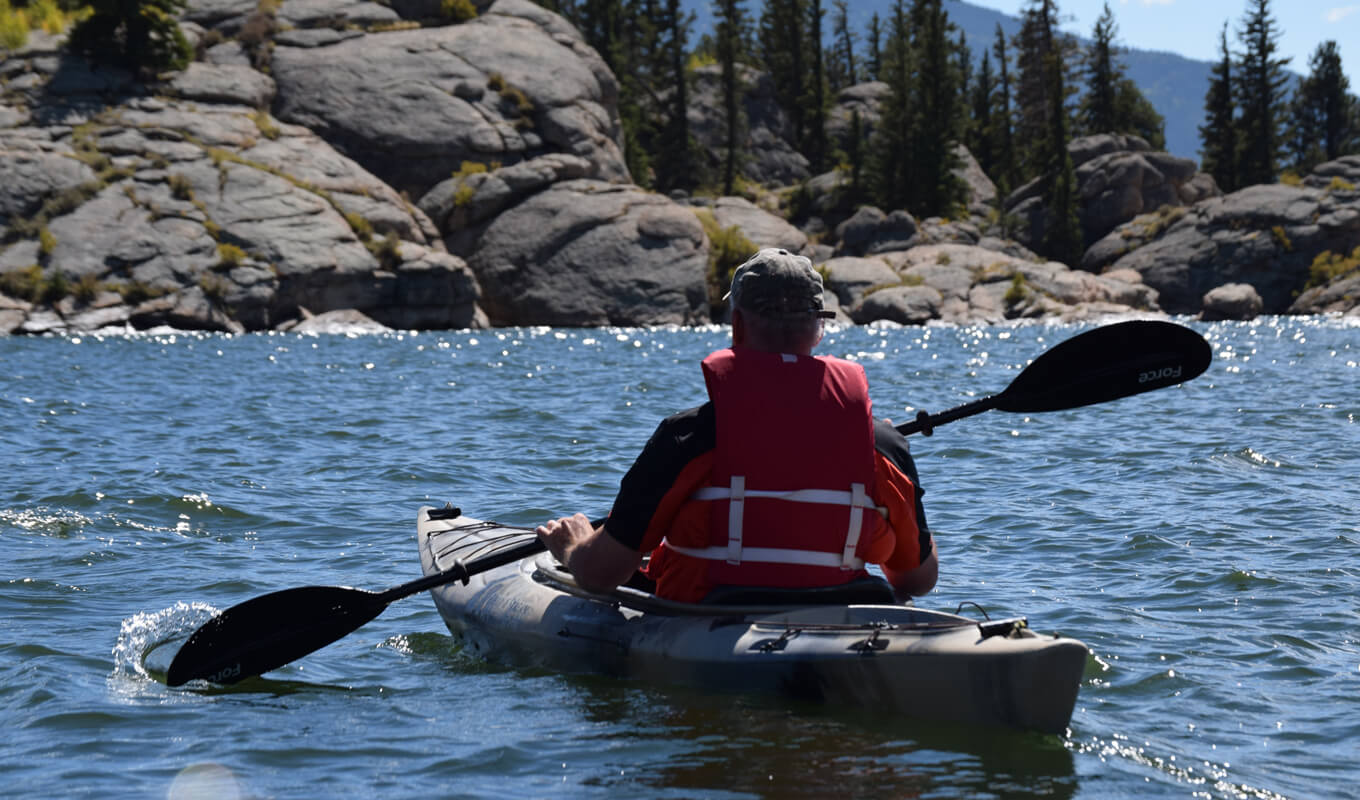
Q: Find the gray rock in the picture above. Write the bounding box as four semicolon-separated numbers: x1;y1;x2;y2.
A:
1303;154;1360;189
168;63;277;108
1100;183;1360;314
707;196;809;255
853;285;942;326
835;206;919;256
0;136;97;231
421;153;592;238
467;179;708;326
0;98;482;332
821;255;898;307
273;28;365;47
277;0;399;28
290;307;392;334
271;6;627;198
1201;282;1263;321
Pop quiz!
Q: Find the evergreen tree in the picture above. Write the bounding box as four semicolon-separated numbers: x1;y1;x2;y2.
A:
1044;57;1084;267
1289;41;1360;173
1012;0;1077;179
869;0;916;212
653;0;703;193
991;23;1019;195
804;0;830;173
1199;23;1238;191
67;0;192;72
911;0;965;218
830;0;857;90
1234;0;1290;186
760;0;807;151
1078;2;1118;135
969;48;997;180
715;0;749;195
866;12;882;81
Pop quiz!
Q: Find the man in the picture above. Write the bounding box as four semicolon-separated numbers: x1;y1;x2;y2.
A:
537;247;937;602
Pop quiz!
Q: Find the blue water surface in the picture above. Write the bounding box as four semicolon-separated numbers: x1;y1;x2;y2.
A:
1;315;1356;799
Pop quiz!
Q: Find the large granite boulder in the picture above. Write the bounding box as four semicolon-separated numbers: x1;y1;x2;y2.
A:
269;0;628;200
705;196;810;255
1006;134;1219;259
0;98;480;333
465;179;709;326
1087;181;1360;314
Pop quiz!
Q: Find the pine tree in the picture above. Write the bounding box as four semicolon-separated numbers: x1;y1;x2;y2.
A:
715;0;749;196
67;0;192;72
830;0;857;90
991;23;1019;195
1012;0;1077;179
1078;2;1118;136
910;0;966;218
804;0;830;173
1199;23;1238;191
869;0;916;212
1289;41;1360;173
759;0;806;151
1234;0;1290;186
968;48;997;179
866;12;882;81
653;0;702;192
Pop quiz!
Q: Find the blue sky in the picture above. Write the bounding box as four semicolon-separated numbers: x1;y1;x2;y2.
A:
962;1;1360;89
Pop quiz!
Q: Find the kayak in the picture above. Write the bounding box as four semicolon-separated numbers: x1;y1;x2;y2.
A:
418;504;1089;734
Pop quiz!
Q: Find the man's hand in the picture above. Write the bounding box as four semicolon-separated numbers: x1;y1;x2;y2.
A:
535;513;641;594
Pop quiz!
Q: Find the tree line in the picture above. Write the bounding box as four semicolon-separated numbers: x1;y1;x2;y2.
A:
541;0;1358;264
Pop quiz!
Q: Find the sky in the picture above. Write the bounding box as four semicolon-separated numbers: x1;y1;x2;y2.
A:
961;0;1360;89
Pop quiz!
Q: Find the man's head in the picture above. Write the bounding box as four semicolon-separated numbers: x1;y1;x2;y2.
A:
726;248;833;354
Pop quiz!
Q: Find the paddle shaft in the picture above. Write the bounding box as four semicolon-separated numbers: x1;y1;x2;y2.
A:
379;537;546;604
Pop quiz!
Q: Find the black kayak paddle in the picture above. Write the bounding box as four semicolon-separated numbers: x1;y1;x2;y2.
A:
165;525;547;687
896;319;1211;436
166;319;1210;687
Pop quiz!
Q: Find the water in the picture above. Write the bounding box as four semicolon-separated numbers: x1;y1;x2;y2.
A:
1;316;1356;799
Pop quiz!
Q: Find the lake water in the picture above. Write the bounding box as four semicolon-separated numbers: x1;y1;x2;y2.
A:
1;315;1356;799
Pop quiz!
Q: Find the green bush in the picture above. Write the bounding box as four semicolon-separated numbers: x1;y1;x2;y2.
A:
1003;272;1028;306
168;173;194;200
344;212;374;242
695;209;757;315
0;1;28;50
38;227;57;258
1306;246;1360;289
217;243;247;267
440;0;476;22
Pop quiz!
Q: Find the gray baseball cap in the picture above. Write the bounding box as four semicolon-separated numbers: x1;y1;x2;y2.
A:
725;248;834;319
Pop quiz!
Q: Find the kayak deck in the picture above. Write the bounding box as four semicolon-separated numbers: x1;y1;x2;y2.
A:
418;505;1088;734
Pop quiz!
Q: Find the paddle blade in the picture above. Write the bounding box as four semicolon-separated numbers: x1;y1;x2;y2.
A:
165;586;387;687
997;320;1211;413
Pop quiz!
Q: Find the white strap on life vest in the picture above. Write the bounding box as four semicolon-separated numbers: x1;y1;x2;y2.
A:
687;480;881;570
726;475;744;564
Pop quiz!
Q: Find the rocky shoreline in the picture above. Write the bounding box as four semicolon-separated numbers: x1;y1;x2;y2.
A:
2;0;1358;336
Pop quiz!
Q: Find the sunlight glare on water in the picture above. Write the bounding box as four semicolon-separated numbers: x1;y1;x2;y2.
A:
0;315;1356;798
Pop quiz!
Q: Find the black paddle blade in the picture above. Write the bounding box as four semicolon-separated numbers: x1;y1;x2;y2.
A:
165;586;387;687
996;320;1211;413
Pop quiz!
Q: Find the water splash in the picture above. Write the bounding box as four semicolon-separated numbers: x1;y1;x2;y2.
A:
111;601;219;684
